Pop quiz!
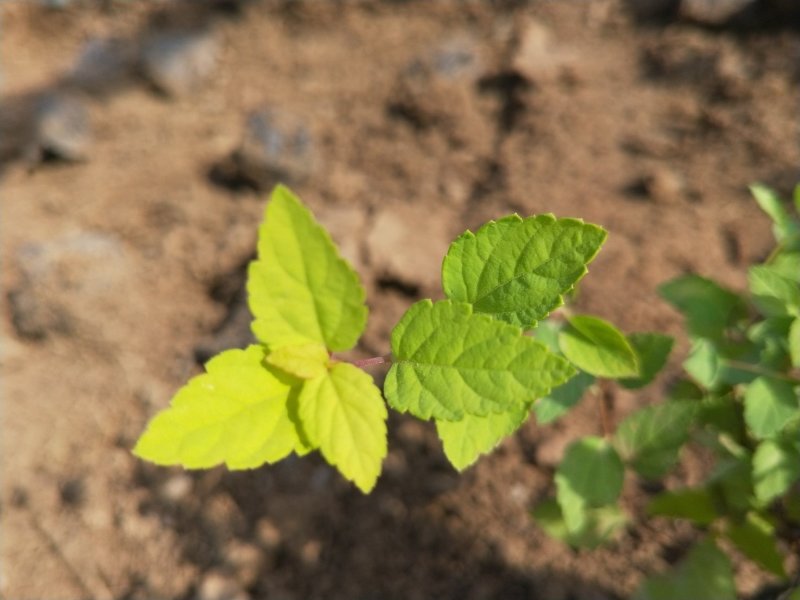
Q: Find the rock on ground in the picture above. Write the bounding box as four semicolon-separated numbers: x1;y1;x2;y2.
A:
140;28;219;97
34;91;91;161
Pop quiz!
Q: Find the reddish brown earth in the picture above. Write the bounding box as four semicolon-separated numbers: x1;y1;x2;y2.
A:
1;2;799;599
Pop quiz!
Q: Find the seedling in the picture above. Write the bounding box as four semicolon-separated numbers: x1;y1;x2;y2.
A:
135;184;623;491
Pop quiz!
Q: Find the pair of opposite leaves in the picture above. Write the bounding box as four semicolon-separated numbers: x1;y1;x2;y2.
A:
134;186;607;492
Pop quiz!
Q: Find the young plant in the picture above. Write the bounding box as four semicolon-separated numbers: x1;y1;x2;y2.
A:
531;183;800;599
134;184;651;493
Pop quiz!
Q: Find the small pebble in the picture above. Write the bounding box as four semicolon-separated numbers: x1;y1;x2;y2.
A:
219;109;316;190
255;518;282;550
140;28;219;97
160;473;193;503
68;37;138;97
35;92;91;161
224;540;263;587
196;572;249;600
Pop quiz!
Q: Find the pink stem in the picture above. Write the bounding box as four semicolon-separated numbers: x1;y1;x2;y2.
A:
351;355;391;368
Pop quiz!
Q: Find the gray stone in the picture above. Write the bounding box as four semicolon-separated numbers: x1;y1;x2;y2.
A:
8;232;127;340
140;28;219;97
680;0;756;23
223;109;316;190
68;37;138;97
35;92;91;161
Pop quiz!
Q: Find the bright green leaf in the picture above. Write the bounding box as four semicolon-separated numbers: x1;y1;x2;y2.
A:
385;299;575;421
659;275;746;340
744;376;799;439
619;333;674;389
265;343;329;379
614;401;696;479
134;346;306;469
634;539;736;600
558;315;639;378
725;512;786;577
297;362;387;493
752;439;800;504
248;185;367;351
442;214;607;329
436;405;530;471
770;251;800;280
748;265;800;317
791;318;800;368
555;436;624;529
534;371;595;424
647;487;718;525
683;339;720;388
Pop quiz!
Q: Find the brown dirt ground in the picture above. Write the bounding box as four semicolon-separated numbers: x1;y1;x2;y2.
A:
1;1;799;599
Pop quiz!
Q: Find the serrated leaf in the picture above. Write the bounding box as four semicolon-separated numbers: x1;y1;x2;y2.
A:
265;343;329;379
659;275;746;340
555;436;624;530
532;498;626;549
614;401;696;479
619;333;674;389
248;185;367;351
748;265;800;317
744;376;799;439
647;488;718;525
385;299;575;421
134;346;306;469
790;318;800;368
725;512;786;577
436;404;530;471
634;539;736;600
297;362;387;493
534;371;595;424
752;439;800;504
442;214;607;329
558;315;639;378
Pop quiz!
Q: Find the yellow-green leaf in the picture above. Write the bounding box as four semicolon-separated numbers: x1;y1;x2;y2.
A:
133;346;306;469
266;343;329;379
297;362;387;493
248;185;367;351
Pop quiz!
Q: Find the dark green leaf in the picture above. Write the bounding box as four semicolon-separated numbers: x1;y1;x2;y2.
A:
534;371;594;424
647;487;718;525
619;333;674;389
659;275;746;340
634;539;736;600
614;401;696;479
556;436;624;532
725;512;786;577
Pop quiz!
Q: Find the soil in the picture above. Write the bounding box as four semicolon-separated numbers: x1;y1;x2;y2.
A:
1;1;799;599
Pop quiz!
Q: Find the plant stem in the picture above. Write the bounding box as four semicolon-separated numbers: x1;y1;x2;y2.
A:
351;355;392;368
723;359;800;385
596;385;613;439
